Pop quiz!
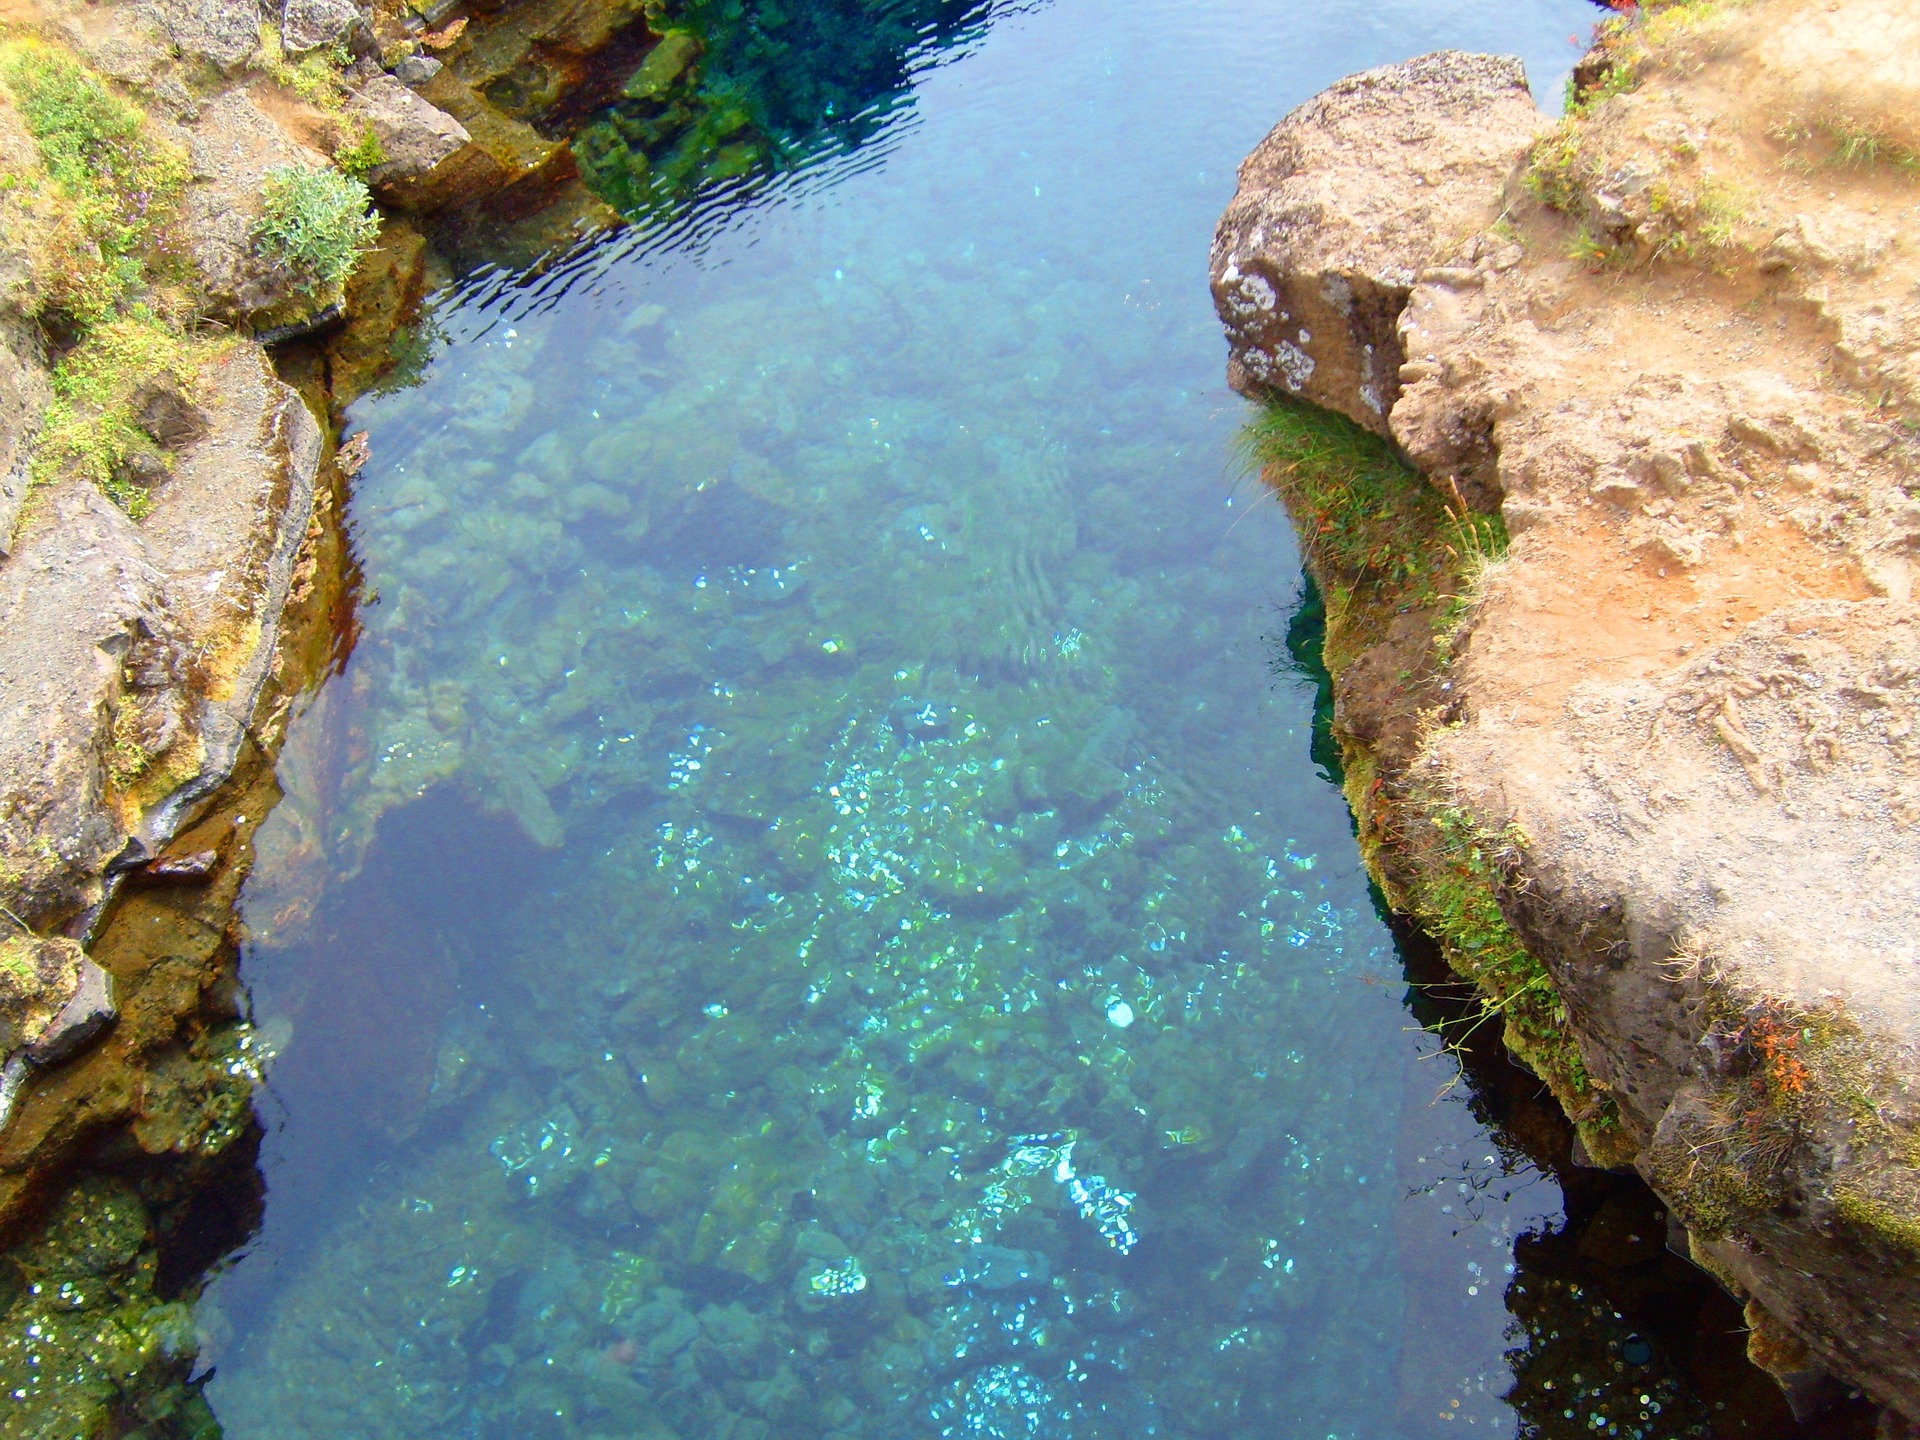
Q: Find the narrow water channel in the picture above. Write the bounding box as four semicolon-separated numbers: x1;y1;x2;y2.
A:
187;2;1733;1436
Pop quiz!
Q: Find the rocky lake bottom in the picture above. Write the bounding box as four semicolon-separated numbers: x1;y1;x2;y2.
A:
126;0;1797;1435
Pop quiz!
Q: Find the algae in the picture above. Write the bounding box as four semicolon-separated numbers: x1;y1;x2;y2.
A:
0;1177;216;1439
1239;397;1620;1156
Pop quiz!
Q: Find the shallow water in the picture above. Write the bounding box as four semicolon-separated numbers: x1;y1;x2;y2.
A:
193;3;1723;1437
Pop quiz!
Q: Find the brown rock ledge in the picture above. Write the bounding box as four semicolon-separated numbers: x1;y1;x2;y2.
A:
1214;3;1920;1425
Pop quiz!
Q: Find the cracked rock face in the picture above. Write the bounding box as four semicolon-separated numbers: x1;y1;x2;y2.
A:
0;344;318;935
1209;50;1549;441
145;0;264;73
1216;10;1920;1424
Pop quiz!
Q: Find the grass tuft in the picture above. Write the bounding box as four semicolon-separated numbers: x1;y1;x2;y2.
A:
252;23;351;108
334;124;387;182
1236;397;1504;602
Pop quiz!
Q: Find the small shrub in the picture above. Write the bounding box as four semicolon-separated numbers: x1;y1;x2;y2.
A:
252;165;380;297
334;124;387;182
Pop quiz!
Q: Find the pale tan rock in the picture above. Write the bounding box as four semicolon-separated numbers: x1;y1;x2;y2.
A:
1218;1;1920;1420
1210;50;1548;436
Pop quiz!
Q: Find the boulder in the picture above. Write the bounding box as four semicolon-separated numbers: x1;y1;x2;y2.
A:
281;0;361;54
1217;13;1920;1422
137;342;321;850
181;91;335;326
345;73;470;206
391;53;443;86
1209;51;1547;435
0;342;318;931
375;68;564;212
0;481;189;926
145;0;263;72
24;953;116;1067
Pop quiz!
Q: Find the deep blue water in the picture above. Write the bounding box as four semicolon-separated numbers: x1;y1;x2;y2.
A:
192;3;1713;1437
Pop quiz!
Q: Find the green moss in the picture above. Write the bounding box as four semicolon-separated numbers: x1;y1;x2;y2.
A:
252;164;380;297
1653;1147;1776;1242
1240;399;1612;1147
29;315;212;517
1833;1187;1920;1261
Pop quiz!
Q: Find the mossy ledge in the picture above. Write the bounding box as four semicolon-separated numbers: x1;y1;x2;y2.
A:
1240;400;1627;1165
1213;11;1920;1424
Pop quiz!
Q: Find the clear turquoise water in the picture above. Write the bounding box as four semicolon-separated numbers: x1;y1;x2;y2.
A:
196;4;1718;1437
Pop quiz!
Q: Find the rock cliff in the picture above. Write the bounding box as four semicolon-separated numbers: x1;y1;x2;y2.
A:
1214;5;1920;1427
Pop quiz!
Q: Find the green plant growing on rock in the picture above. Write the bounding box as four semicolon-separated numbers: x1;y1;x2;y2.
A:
1236;397;1461;601
252;22;351;108
30;313;212;517
334;123;386;182
1407;771;1613;1145
0;42;188;327
252;165;380;298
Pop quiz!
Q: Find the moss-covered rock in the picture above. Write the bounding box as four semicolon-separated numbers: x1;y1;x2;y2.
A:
0;1176;214;1438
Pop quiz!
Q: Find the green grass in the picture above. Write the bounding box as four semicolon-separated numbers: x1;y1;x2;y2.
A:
1236;397;1504;601
334;124;387;182
0;42;188;327
30;314;208;517
1237;398;1620;1149
252;165;381;298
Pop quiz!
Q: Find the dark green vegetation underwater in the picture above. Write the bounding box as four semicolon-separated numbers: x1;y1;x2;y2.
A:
573;0;1023;212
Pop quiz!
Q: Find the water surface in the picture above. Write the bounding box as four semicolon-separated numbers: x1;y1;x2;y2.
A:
197;4;1715;1437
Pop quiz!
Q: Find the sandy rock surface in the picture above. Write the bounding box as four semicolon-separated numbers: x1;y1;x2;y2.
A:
1216;1;1920;1421
1210;51;1549;461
